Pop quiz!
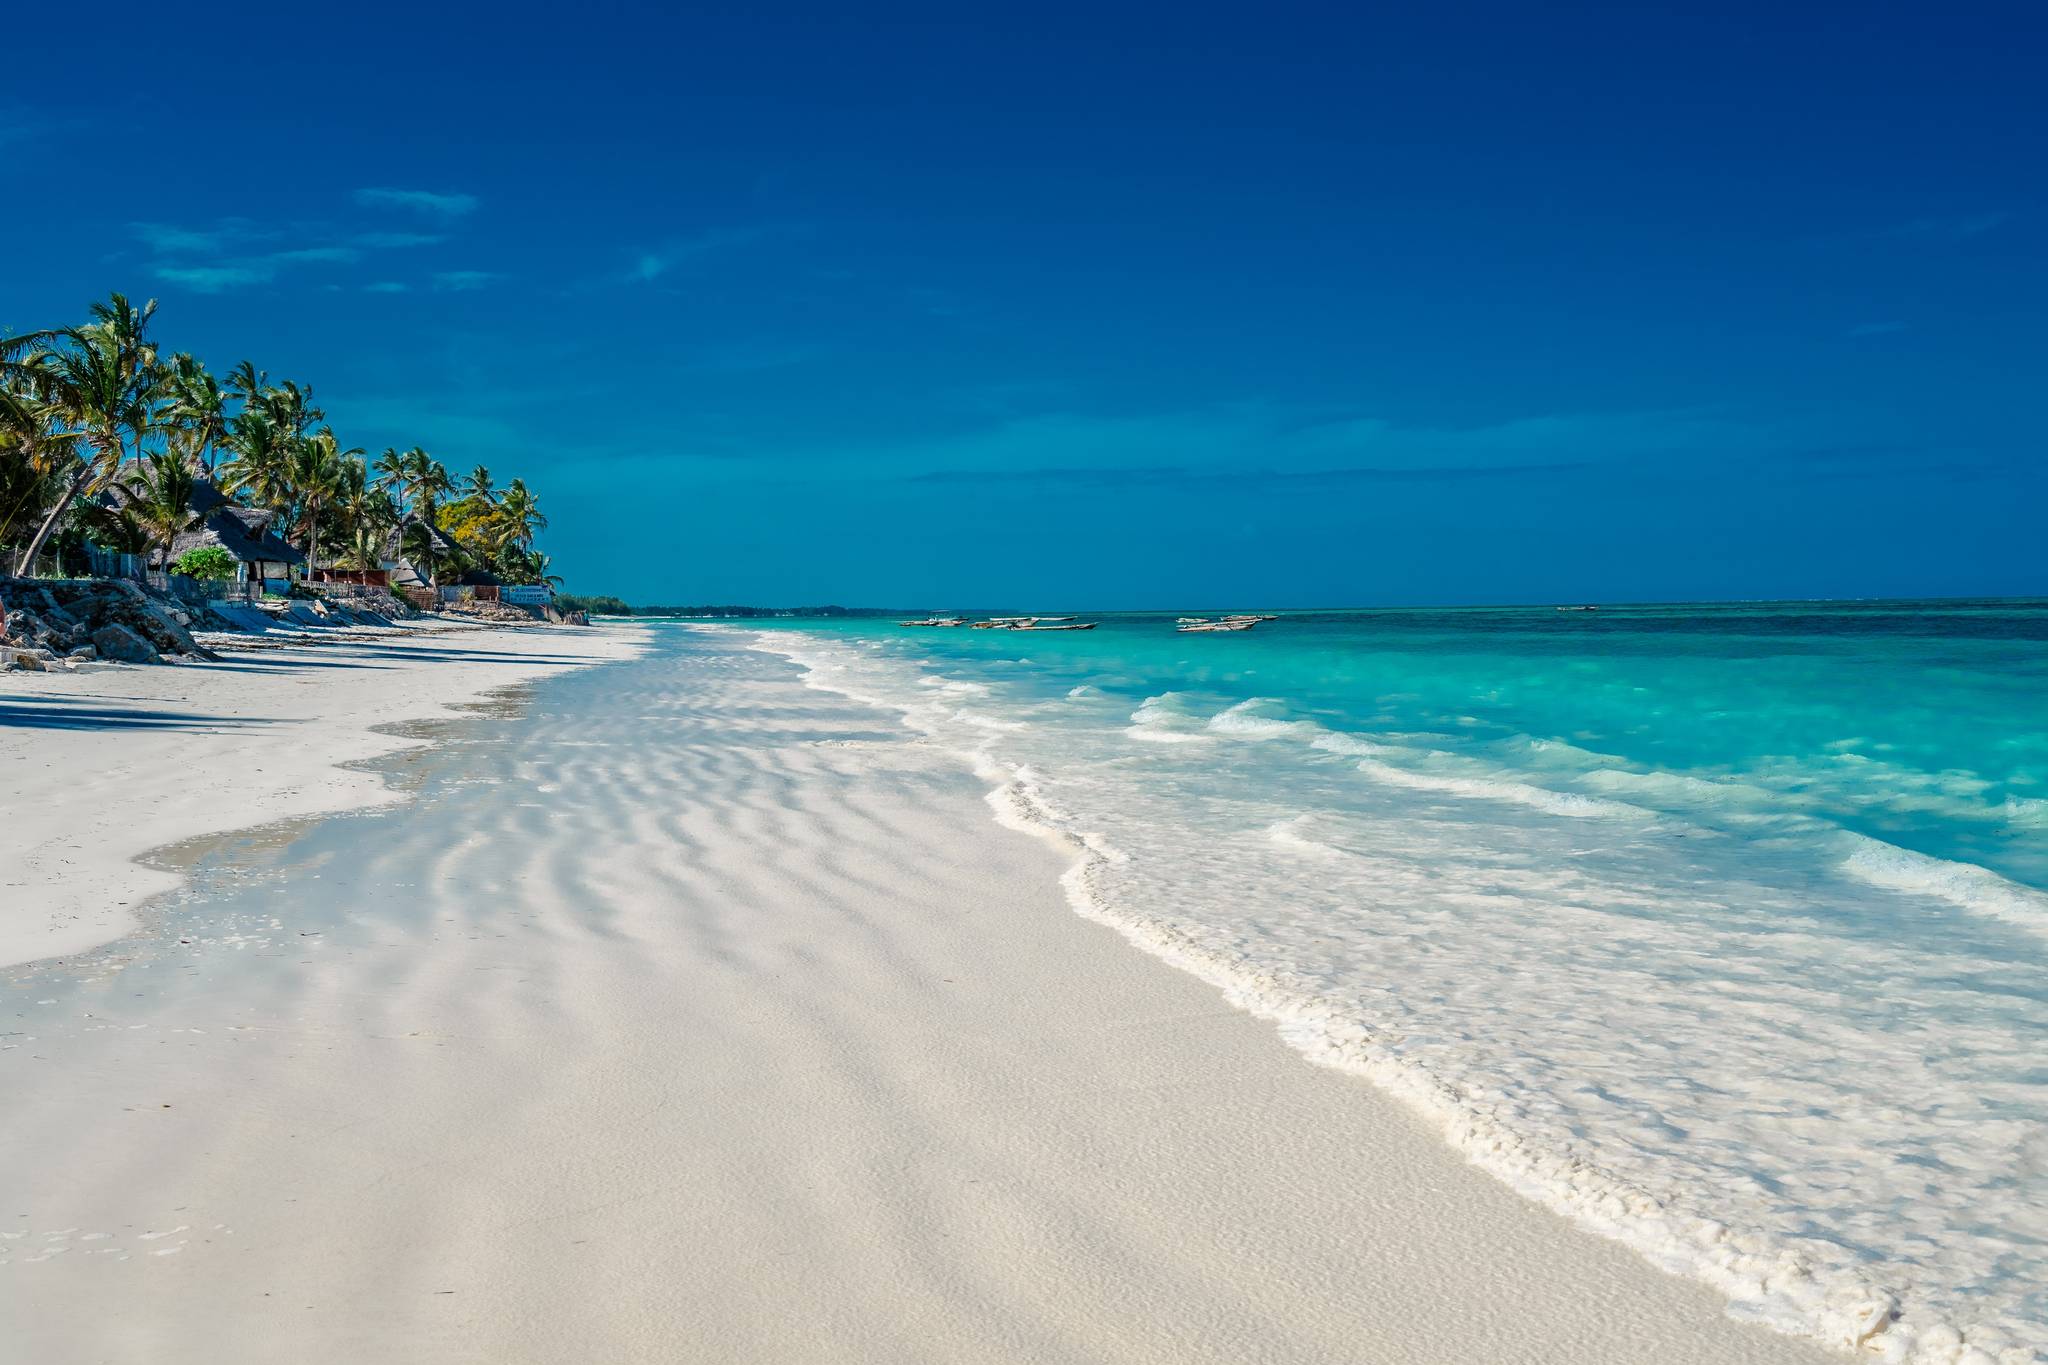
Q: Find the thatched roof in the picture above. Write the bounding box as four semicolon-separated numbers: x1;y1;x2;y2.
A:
108;474;303;568
171;504;305;567
187;478;233;516
387;515;463;588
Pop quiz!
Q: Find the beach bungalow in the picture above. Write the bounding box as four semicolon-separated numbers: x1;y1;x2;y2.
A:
387;517;462;591
165;479;306;587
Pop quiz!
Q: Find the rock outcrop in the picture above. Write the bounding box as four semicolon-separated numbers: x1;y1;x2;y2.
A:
0;576;215;667
89;623;161;664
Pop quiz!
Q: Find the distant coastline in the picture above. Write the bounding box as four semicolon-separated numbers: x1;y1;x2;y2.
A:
556;594;2048;620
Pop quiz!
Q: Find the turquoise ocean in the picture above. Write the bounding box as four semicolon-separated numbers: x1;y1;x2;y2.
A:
733;600;2048;1363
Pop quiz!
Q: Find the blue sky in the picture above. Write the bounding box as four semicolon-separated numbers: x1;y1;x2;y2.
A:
6;1;2044;607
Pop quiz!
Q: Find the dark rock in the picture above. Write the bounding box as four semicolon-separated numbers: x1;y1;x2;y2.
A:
91;623;161;664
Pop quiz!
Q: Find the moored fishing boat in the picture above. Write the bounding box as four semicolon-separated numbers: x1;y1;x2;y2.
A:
1177;613;1266;632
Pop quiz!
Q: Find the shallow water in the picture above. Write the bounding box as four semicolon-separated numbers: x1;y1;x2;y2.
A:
743;601;2048;1364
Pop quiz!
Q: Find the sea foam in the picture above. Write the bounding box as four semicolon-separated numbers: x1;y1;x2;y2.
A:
750;620;2048;1365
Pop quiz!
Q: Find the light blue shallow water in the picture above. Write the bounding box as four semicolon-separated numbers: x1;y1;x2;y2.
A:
737;601;2048;1363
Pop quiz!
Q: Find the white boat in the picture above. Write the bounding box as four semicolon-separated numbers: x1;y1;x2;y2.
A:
1178;613;1275;630
973;615;1095;631
899;616;968;627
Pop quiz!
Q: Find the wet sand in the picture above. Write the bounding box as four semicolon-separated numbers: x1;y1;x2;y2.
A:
0;626;1834;1364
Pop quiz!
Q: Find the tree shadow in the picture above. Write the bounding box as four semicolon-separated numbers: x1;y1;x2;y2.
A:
0;699;283;732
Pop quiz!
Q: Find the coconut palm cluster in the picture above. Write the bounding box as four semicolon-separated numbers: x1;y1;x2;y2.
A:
2;293;556;589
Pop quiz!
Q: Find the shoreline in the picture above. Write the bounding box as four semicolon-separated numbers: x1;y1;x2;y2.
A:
0;620;647;969
4;623;1836;1362
739;625;1962;1363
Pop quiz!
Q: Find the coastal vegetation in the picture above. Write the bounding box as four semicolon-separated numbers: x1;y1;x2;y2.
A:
2;293;558;590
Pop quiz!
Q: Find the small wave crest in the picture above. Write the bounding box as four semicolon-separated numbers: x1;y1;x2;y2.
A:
1125;693;1214;744
1206;697;1313;740
1310;732;1388;758
1352;757;1656;821
1840;834;2048;940
919;674;992;698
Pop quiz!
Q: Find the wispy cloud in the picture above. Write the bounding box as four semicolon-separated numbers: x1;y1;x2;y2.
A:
432;270;499;292
153;264;276;292
271;245;363;266
131;217;447;292
1847;320;1908;337
630;228;775;282
364;281;411;294
139;239;361;292
354;187;479;217
129;218;275;255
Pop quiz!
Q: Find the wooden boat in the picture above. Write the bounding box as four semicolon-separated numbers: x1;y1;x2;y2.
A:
972;615;1094;631
1178;614;1275;630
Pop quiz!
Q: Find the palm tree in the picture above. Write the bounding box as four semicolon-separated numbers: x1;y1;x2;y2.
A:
8;298;575;595
125;452;201;569
374;445;442;526
401;518;447;590
395;453;456;587
270;380;322;441
12;294;161;574
415;454;453;513
225;360;267;409
289;429;359;576
0;372;82;557
219;408;295;519
335;463;397;550
78;501;154;559
161;354;229;474
87;294;162;468
497;478;548;559
372;446;408;512
336;522;388;576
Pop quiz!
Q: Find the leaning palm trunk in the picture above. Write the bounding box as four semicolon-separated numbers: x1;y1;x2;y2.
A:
303;501;320;581
13;464;92;576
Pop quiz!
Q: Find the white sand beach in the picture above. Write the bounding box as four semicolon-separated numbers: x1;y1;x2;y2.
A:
0;621;643;969
0;625;1836;1364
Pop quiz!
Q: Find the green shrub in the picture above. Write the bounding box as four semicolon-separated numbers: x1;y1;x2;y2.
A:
556;592;633;615
171;545;239;581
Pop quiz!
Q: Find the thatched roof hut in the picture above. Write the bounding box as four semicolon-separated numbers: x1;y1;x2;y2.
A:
168;479;305;576
388;516;461;589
